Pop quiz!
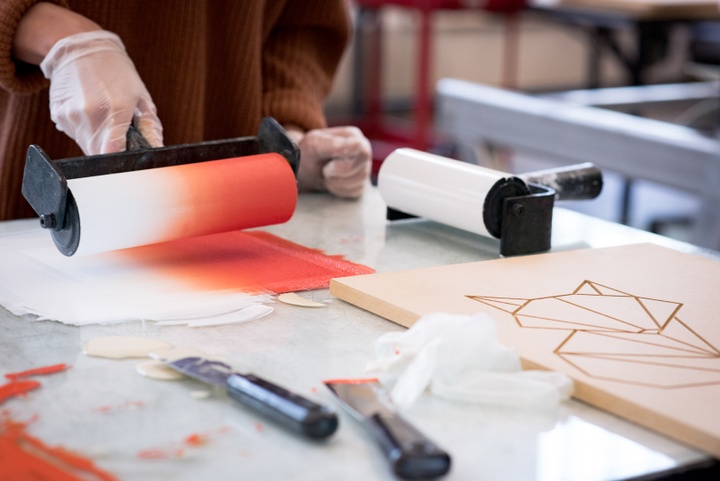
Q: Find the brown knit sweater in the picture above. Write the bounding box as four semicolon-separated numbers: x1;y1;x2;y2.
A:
0;0;350;220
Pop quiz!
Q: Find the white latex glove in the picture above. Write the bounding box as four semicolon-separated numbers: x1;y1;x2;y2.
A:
40;30;163;155
288;126;372;199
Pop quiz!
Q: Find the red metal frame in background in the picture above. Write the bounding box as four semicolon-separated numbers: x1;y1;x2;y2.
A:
349;1;527;176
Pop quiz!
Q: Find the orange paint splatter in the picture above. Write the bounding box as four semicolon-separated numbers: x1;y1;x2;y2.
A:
5;363;69;381
0;414;118;481
184;433;208;446
119;230;375;294
1;363;72;405
0;380;41;404
137;426;231;460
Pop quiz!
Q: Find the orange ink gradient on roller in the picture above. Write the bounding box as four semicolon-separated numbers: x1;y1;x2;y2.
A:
161;153;298;241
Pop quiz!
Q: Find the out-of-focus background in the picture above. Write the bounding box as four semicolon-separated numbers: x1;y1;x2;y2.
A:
325;0;720;249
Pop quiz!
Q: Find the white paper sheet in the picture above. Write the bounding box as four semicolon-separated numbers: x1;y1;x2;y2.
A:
0;225;273;326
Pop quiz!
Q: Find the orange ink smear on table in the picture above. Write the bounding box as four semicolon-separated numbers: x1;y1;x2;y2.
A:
137;448;186;460
119;230;375;294
137;426;231;460
323;378;379;385
0;414;118;481
0;380;41;405
91;400;145;414
184;433;207;446
5;363;70;381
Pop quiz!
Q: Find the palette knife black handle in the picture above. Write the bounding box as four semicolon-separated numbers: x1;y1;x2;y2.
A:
226;373;339;439
367;412;451;479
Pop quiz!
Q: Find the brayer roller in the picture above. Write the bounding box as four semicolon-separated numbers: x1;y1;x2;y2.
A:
377;148;602;257
22;117;300;256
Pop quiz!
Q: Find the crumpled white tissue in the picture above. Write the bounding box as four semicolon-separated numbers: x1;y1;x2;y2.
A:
365;312;573;409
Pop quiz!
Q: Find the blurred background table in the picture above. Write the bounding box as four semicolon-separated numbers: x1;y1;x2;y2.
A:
529;0;720;87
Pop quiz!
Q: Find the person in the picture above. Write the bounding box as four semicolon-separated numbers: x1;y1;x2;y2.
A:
0;0;372;221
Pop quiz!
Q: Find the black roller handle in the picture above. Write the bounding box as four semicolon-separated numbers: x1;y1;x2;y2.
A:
226;373;339;439
126;122;152;151
367;412;451;479
519;162;603;201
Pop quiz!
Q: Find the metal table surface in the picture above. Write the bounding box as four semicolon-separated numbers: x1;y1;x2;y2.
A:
0;187;717;480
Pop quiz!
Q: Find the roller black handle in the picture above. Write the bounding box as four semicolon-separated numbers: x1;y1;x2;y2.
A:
520;162;603;201
126;123;152;151
367;412;451;479
225;373;338;439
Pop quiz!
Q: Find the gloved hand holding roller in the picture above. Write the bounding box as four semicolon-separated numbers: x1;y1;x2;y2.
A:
2;1;371;222
12;3;162;156
37;26;372;198
39;30;164;156
287;126;372;199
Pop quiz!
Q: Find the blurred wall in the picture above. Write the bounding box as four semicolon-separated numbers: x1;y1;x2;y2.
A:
325;6;691;117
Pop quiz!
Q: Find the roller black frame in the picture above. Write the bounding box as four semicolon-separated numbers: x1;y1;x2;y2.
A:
21;117;299;256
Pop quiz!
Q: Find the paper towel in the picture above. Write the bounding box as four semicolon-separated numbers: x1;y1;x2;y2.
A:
366;312;573;409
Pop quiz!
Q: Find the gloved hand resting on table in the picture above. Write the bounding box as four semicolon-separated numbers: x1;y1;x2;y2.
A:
286;126;372;199
40;30;163;155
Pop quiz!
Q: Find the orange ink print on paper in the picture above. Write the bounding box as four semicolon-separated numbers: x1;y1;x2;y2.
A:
119;230;375;294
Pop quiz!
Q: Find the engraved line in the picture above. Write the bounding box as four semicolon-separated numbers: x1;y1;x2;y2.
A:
557;296;647;331
568;331;715;356
557;354;720;389
514;313;632;332
560;351;718;360
636;298;683;330
584;281;633;297
661;317;720;355
563;353;720;373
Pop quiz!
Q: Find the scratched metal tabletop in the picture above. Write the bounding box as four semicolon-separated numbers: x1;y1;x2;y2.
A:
0;187;716;480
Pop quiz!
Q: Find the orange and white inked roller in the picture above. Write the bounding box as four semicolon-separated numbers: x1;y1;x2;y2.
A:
22;117;299;256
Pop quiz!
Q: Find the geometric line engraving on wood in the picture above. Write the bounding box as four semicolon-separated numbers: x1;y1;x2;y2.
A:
467;280;720;388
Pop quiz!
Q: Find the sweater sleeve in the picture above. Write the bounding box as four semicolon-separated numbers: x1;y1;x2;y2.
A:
261;0;351;132
0;0;68;94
